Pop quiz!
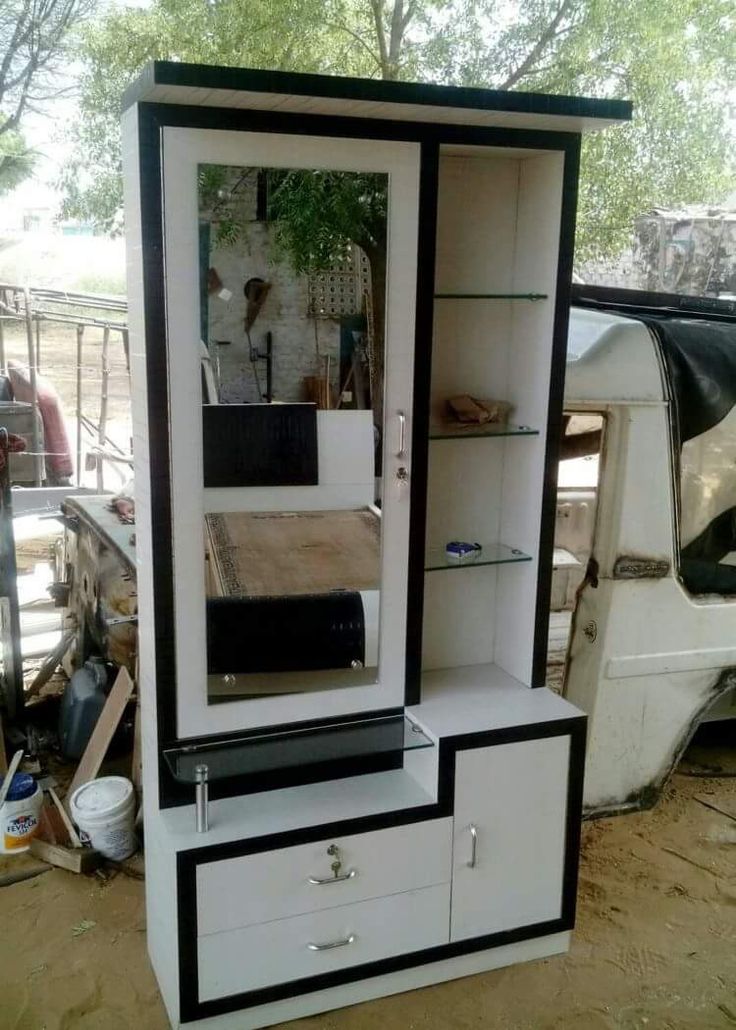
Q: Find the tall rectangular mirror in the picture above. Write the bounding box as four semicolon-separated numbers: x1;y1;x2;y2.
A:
198;164;389;702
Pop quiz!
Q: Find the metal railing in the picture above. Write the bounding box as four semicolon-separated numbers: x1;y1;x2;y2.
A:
0;284;130;489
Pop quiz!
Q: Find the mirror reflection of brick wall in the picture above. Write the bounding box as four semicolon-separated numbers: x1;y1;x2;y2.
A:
201;167;371;406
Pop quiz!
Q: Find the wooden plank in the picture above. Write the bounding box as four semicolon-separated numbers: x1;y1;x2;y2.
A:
25;629;75;698
205;508;380;597
64;667;135;813
48;787;82;847
29;838;101;874
694;794;736;822
131;702;142;791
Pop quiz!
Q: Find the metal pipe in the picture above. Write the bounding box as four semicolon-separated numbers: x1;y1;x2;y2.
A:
23;288;41;486
195;764;209;833
97;325;110;492
265;331;273;402
0;288;6;372
76;324;84;486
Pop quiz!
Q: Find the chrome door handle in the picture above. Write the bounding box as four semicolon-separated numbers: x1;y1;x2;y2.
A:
308;868;357;885
307;934;356;951
467;823;478;868
396;411;406;457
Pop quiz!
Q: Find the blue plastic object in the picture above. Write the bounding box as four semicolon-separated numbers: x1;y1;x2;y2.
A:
58;657;108;760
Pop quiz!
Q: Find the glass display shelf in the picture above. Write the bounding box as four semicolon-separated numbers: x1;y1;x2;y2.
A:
434;292;548;301
429;422;539;440
425;542;531;571
163;714;433;785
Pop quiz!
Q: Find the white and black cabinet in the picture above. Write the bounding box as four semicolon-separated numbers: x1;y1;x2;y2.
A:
122;62;629;1029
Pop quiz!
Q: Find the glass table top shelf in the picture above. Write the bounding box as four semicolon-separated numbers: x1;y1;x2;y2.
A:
163;714;433;785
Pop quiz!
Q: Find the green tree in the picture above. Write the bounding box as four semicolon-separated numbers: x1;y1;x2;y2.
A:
64;0;735;264
0;0;95;195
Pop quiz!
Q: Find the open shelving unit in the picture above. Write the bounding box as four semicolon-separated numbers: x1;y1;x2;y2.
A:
422;144;564;684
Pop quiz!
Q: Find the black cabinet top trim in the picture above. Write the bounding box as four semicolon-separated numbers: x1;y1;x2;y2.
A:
123;61;631;127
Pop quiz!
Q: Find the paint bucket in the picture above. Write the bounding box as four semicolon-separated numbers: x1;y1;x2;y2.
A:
70;776;137;860
0;773;42;853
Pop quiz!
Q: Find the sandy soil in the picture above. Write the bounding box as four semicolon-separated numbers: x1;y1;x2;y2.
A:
0;741;734;1030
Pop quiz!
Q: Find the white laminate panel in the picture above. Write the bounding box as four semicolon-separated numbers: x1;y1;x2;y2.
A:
185;932;571;1029
494;151;564;686
159;769;436;852
198;884;450;1002
450;736;569;941
411;664;582;738
197;818;452;936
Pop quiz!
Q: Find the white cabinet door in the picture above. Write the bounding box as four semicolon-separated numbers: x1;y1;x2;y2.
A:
450;735;570;942
160;127;421;738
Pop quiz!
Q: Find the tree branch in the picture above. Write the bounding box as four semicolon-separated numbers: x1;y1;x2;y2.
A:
498;0;576;90
368;0;390;77
333;20;381;68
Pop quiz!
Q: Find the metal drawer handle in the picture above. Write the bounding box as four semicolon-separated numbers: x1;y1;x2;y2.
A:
307;934;356;952
468;823;478;868
308;868;357;885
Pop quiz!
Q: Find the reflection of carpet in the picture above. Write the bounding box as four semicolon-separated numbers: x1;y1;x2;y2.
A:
205;508;381;598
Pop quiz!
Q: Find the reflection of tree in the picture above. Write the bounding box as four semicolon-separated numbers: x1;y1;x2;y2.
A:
268;169;387;422
199;166;388;422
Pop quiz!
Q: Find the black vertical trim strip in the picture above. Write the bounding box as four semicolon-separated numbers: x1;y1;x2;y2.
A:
561;716;587;924
177;852;199;1019
531;138;581;687
405;140;440;704
136;105;180;801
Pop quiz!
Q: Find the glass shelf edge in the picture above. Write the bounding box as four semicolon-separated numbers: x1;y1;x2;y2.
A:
424;544;532;571
162;714;433;785
434;292;548;301
429;423;539;440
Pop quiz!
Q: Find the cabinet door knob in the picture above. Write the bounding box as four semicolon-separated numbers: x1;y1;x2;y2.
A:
307;934;356;951
467;823;478;868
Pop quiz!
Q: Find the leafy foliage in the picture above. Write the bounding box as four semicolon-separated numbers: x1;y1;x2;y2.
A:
0;122;34;196
62;0;735;265
0;0;94;193
268;171;388;272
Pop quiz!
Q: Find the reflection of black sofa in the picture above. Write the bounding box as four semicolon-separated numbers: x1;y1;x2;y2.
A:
202;403;318;487
206;591;365;675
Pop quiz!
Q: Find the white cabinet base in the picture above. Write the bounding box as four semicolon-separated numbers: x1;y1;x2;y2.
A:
166;931;571;1030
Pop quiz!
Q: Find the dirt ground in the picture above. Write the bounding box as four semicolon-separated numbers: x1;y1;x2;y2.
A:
0;736;734;1030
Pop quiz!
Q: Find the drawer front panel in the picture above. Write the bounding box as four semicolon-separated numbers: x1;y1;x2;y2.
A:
197;818;452;936
198;883;450;1002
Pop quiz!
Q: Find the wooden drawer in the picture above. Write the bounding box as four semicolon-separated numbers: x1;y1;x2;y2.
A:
198;883;450;1002
197;818;452;936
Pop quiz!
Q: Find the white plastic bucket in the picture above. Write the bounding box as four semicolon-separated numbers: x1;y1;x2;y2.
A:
70;776;137;860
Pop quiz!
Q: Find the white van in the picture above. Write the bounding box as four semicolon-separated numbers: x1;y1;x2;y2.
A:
554;287;736;816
